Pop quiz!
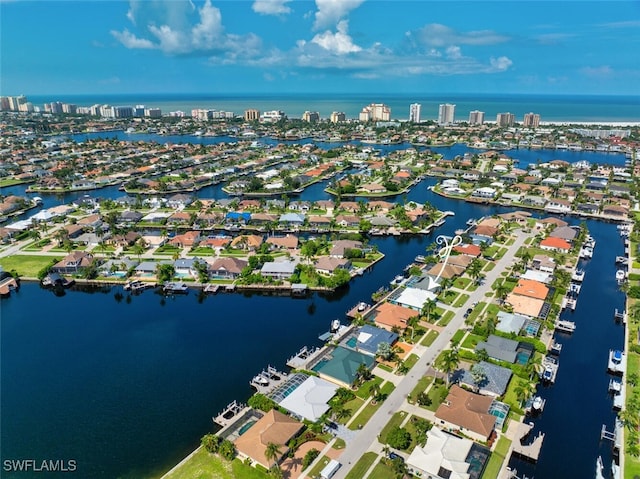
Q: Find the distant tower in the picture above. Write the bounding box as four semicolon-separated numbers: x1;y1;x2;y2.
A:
359;103;391;122
496;112;515;127
302;111;320;122
330;111;346;123
438;104;455;125
244;109;260;121
523;112;541;128
409;103;421;123
468;110;485;125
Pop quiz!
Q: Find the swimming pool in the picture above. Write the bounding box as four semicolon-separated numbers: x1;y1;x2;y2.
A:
346;337;357;348
238;420;257;436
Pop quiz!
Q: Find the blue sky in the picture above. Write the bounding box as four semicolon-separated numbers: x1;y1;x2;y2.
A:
1;0;639;96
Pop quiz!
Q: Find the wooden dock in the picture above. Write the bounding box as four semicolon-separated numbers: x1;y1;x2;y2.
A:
286;345;323;369
213;400;247;427
512;422;545;462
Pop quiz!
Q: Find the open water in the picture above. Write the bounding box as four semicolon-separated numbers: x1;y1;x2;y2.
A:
0;138;629;478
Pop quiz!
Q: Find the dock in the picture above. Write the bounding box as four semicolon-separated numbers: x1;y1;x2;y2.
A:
601;418;623;453
561;296;577;311
555;320;576;333
512;422;545;462
540;356;559;383
614;309;626;323
203;283;220;294
286;345;324;369
346;302;372;319
213;400;247;427
249;365;289;394
549;341;562;355
0;276;19;296
572;269;585;282
608;349;626;375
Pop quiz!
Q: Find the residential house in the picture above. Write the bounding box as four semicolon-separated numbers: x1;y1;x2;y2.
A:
350;324;399;357
266;234;299;250
308;215;332;230
435;385;496;442
260;260;297;280
231;234;263;251
334;215;360;228
119;211;143;224
233;410;304;470
64;224;85;239
330;240;363;258
472;187;497;199
167;211;192;225
539;236;571;252
278;212;305;227
544;199;572;214
77;214;103;230
452;361;513;397
207;257;247;279
314;256;351;275
371;302;418;331
511;278;549;300
531;254;556;273
168;231;201;248
549;225;578;242
51;251;94;274
452;243;482;258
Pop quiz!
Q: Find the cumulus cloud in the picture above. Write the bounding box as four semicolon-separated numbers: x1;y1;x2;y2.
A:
191;0;223;50
110;29;156;49
311;20;361;54
252;0;292;15
445;46;462;59
490;56;513;71
313;0;365;30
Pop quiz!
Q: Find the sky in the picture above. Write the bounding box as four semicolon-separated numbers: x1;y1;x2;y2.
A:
1;0;639;97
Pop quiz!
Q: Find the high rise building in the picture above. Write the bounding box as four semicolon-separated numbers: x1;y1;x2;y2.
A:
302;111;320;123
496;112;515;127
468;110;485;125
114;106;133;118
134;105;146;117
260;110;286;122
359;103;391;122
144;108;162;118
438;104;455;125
62;104;77;114
244;109;260;121
330;111;346;123
0;97;11;111
523;112;541;128
409;103;421;123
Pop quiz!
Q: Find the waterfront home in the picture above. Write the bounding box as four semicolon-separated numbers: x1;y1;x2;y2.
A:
549;226;578;242
239;199;261;210
174;258;206;279
329;240;363;258
426;262;466;280
207;257;247;279
441;178;460;189
76;214;103;230
539;236;571;252
531;254;556;273
521;195;547;208
370;302;417;331
167;211;192;225
407;427;488;479
260;260;297;280
544;199;572;215
314;256;351;275
166;193;193;208
233;409;304;470
511;278;549;301
0;228;15;243
266;234;299;250
389;286;438;312
64;224;85;239
231;234;263;251
250;213;278;226
452;361;513;397
504;293;545;318
226;212;252;225
141;212;171;224
278;212;305;227
311;346;376;387
74;232;111;247
197;212;224;226
603;204;628;218
307;215;332;230
335;214;360;228
349;324;399;357
475;335;533;364
495;311;532;335
119;211;143;224
368;200;395;212
168;231;201;248
51;251;94;274
472;187;497;199
539;217;568;228
435;385;496;442
99;257;138;277
447;255;474;269
277;374;339;423
472;224;498;239
369;215;396;228
452;243;482;258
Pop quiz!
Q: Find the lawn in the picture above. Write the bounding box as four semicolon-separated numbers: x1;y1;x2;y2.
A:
453;277;471;289
404;353;419;370
451;329;466;345
481;436;511;479
461;333;485;349
379;411;408;444
409;376;432;402
424;381;449;412
438;310;455;326
453;293;470;308
503;378;526;414
356;376;384;399
421;330;439;347
345;452;377;479
338;397;364;424
484;261;496;272
368;460;397;479
161;448;269;479
348;399;383;431
439;289;459;305
0;255;59;277
307;455;332;479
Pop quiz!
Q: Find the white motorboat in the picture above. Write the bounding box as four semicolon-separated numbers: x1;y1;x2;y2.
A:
532;396;543;411
616;270;626;282
596;456;605;479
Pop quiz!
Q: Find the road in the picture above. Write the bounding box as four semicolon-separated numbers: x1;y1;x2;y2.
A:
330;229;528;478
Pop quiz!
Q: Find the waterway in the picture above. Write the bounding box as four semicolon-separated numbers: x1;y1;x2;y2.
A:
0;139;629;478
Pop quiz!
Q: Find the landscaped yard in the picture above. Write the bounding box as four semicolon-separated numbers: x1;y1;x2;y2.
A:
409;376;432;402
379;411;408;444
161;448;269;479
0;255;59;277
356;376;384;399
368;460;397;479
461;333;485;349
338;397;364;424
307;455;332;479
453;293;470;308
481;436;511;479
420;330;439;346
423;380;449;412
345;452;377;479
404;353;419;370
437;310;455;326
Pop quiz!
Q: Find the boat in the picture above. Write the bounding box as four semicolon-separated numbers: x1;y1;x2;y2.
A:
251;375;269;387
466;218;477;226
615;256;628;265
579;246;593;259
414;255;426;264
330;319;340;333
390;274;405;286
615;270;626;282
596;456;605;479
612;460;621;479
357;302;368;312
542;366;554;382
572;269;585;282
163;282;189;294
532;396;544;411
608;349;626;374
609;378;622;394
550;341;562;355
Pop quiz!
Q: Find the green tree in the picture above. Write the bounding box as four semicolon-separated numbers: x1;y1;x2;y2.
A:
218;439;236;460
156;263;175;283
264;442;282;468
437;348;460;386
302;449;320;469
201;433;221;453
387;426;411;450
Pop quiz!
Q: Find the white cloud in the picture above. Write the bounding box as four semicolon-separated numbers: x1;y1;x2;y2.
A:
445;46;462;60
311;20;361;54
313;0;365;30
191;0;223;50
581;65;613;77
148;24;188;53
535;33;575;45
409;23;509;48
110;29;156;49
490;56;513;71
252;0;292;15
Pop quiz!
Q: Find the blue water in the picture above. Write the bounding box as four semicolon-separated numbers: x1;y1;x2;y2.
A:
0;137;628;477
28;93;640;122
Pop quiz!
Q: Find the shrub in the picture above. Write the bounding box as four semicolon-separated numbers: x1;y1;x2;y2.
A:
387;426;412;450
302;449;320;469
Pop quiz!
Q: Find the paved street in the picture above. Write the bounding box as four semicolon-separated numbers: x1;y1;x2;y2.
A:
327;230;529;479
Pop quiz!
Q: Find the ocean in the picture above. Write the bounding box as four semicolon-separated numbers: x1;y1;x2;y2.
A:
28;93;640;123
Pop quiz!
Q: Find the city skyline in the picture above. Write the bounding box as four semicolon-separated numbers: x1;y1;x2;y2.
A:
1;1;639;97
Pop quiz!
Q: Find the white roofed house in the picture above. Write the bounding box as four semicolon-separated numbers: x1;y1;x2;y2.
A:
260;260;298;280
472;187;497;199
544;198;572;214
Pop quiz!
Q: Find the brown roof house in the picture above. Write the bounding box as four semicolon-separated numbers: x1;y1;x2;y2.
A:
435;385;496;442
266;234;299;250
51;251;94;274
207;257;247;279
234;410;304;469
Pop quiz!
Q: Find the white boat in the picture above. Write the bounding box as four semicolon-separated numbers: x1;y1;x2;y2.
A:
330;319;340;333
251;375;269;387
596;456;605;479
615;270;626;282
609;378;622;393
163;281;189;293
612;460;621;479
532;396;544;411
414;255;426;264
580;247;593;259
357;302;368;312
615;256;628;265
608;349;626;374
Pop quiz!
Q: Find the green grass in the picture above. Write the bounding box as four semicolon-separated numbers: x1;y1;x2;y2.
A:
348;400;383;431
356;376;384;399
481;436;512;479
502;378;526;415
438;310;455;326
368;460;397;479
379;411;408;444
439;289;459;305
451;329;466;345
345;452;377;479
421;330;439;346
338;397;364;424
424;381;449;411
0;255;59;277
484;261;496;272
409;376;432;402
461;333;485;349
377;364;393;373
453;277;471;289
332;438;345;450
404;353;419;370
307;455;332;479
161;448;269;479
453;293;470;308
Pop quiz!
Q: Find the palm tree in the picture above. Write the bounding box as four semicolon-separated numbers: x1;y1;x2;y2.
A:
513;380;536;408
421;298;437;323
407;315;420;341
467;259;483;284
370;382;381;403
264;442;281;469
437;348;460;387
495;282;510;304
618;409;639;432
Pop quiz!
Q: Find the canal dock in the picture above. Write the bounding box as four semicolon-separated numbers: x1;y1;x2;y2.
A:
511;422;545;462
